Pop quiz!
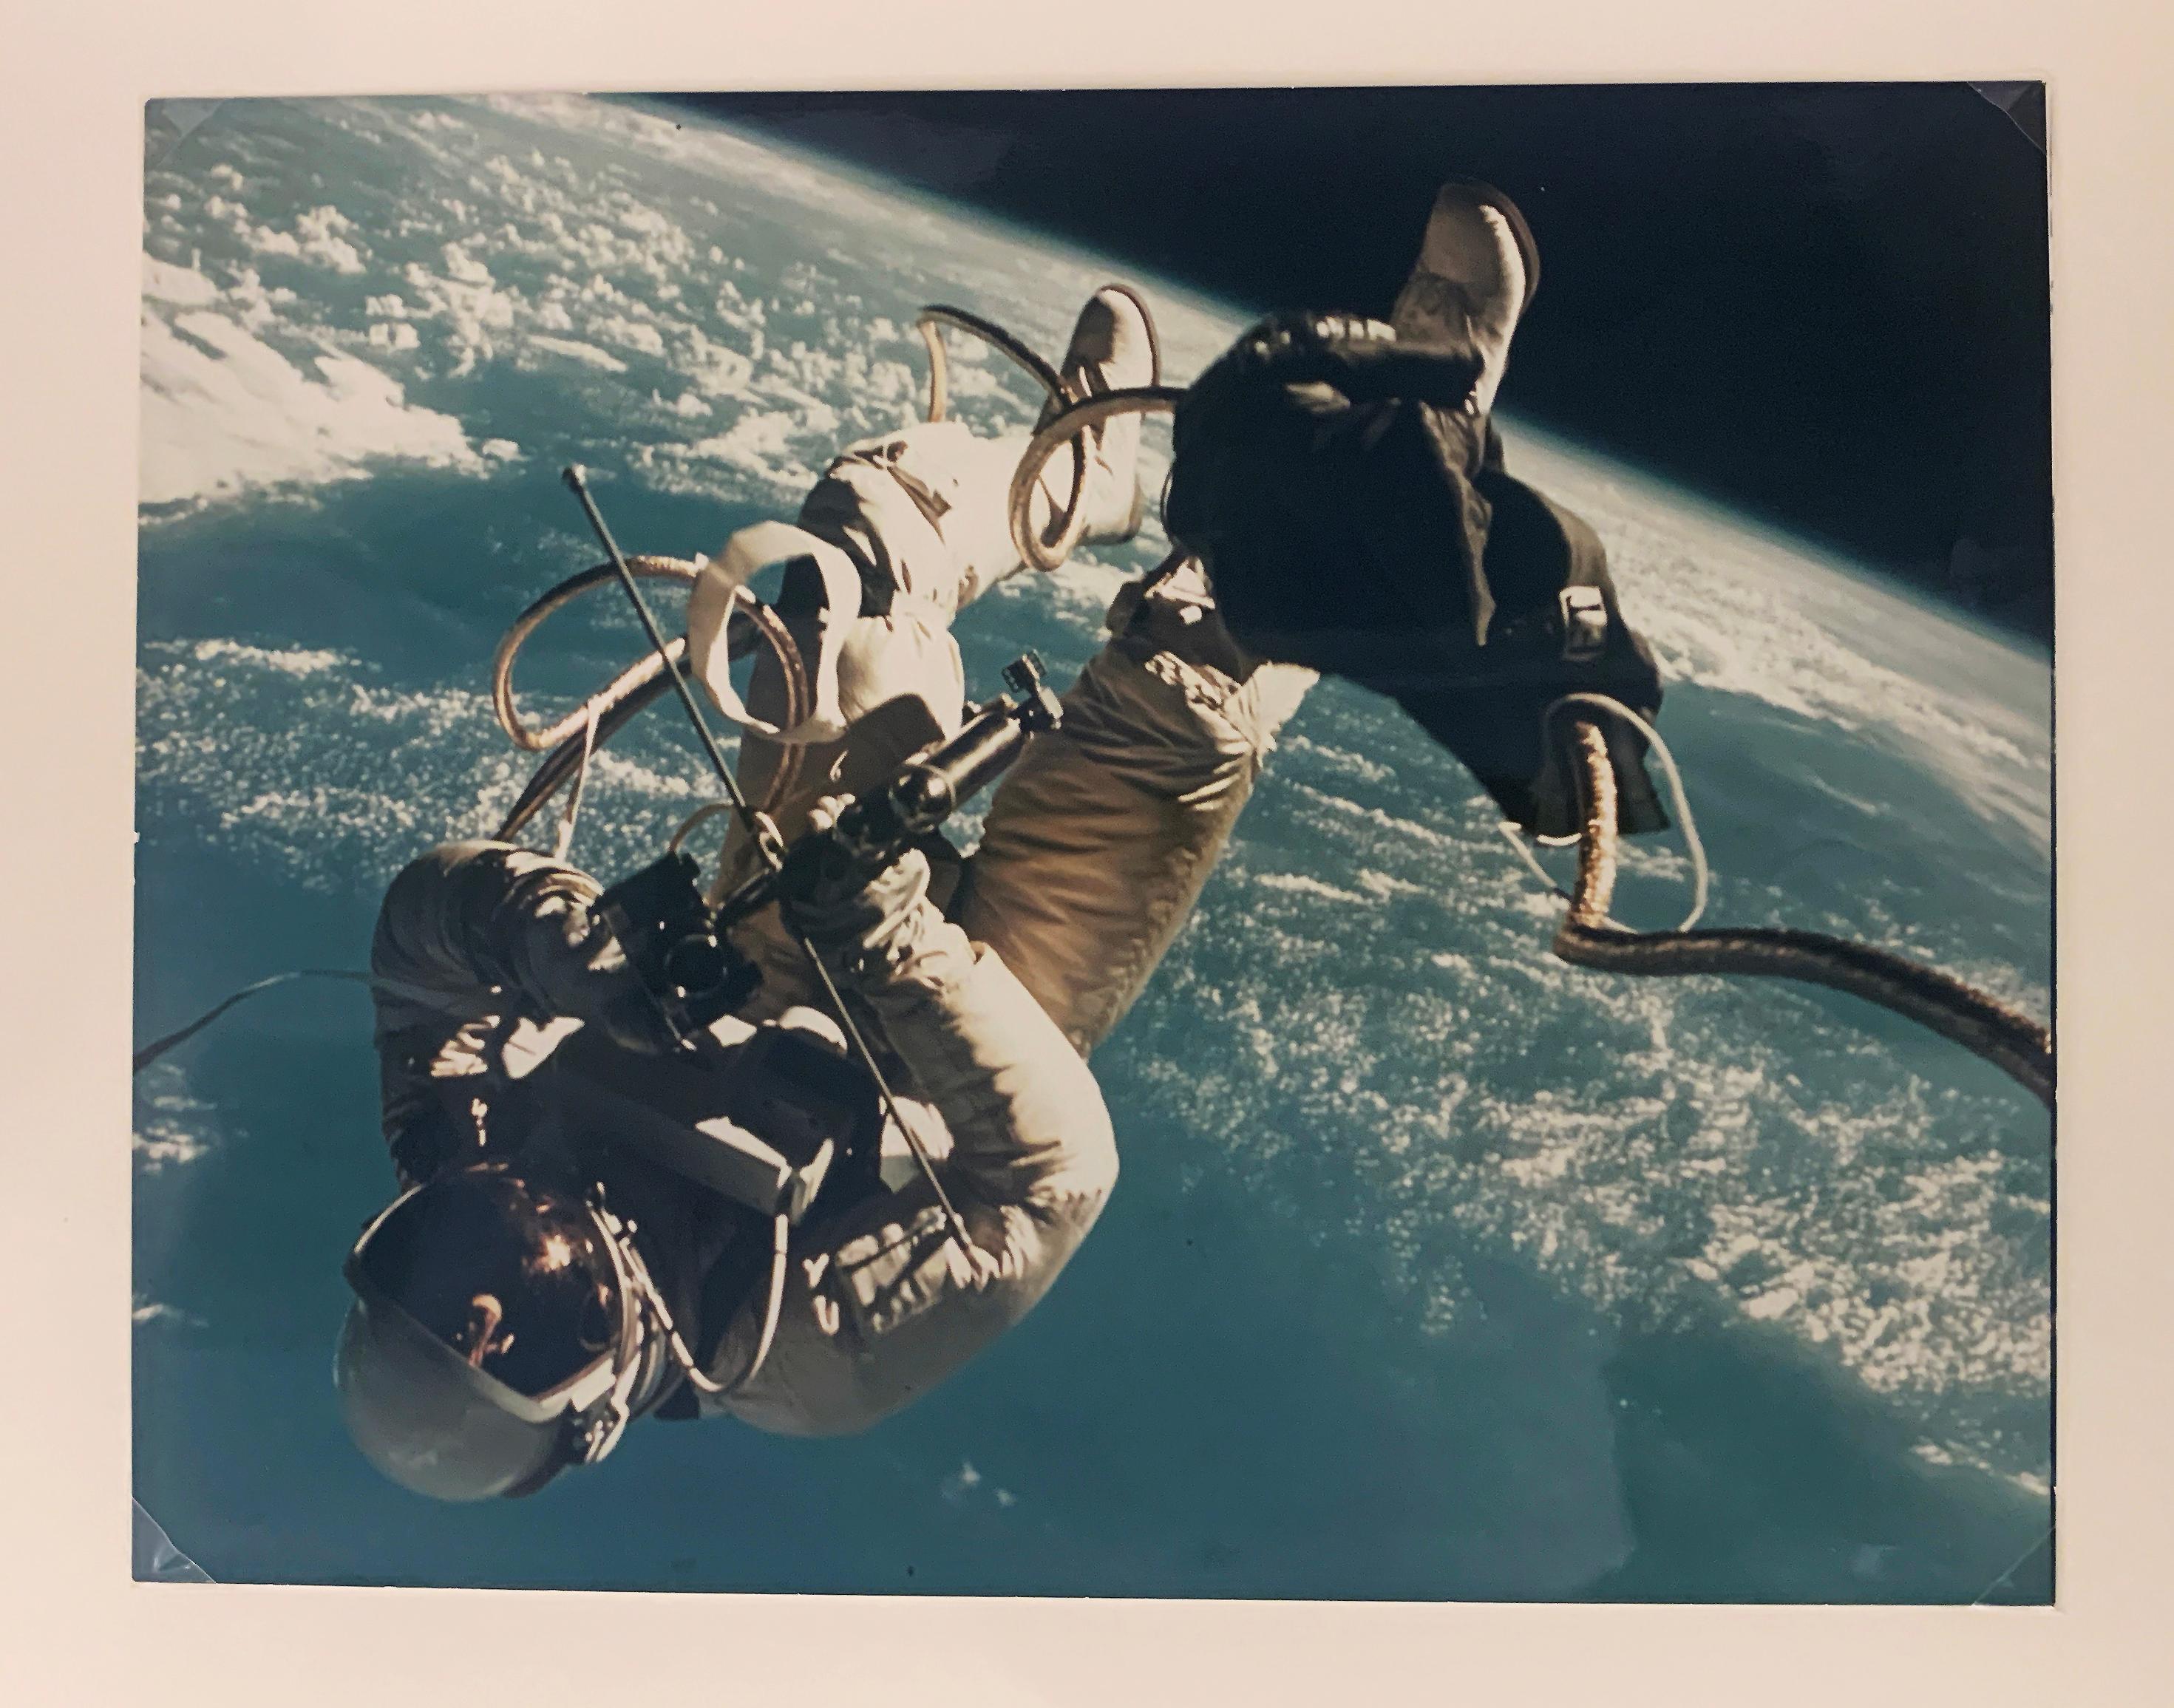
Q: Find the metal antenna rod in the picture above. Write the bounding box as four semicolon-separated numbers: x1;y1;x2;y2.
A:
562;466;765;839
559;466;981;1261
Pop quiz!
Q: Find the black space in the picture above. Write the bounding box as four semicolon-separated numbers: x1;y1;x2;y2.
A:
665;84;2052;642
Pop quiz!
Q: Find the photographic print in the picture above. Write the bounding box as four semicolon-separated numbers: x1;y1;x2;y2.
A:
132;84;2053;1602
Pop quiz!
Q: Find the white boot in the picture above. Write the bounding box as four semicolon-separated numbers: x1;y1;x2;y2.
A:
1030;283;1159;546
1390;180;1538;416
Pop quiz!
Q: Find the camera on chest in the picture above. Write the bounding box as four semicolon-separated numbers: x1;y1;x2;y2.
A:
597;848;764;1049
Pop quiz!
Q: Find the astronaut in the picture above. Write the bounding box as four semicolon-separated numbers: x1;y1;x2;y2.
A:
335;285;1314;1500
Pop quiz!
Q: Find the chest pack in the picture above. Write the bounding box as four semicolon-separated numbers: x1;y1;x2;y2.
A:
544;1017;886;1225
538;1015;890;1420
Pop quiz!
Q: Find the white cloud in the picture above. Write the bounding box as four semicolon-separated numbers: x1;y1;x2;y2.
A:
132;1128;210;1170
520;334;629;374
398;258;522;376
140;304;483;510
939;1460;982;1503
189;637;346;675
223;266;298;331
589;313;666;357
137;634;727;893
679;330;753;398
215;200;367;275
295;205;367;273
132;1067;215;1171
636;408;816;500
142;255;220;308
441;240;492;285
132;1297;208;1329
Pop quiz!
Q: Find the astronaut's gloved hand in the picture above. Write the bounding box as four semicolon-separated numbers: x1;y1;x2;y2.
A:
781;795;934;979
512;882;682;1055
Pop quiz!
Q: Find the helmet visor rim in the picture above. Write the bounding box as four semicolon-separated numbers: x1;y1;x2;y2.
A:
342;1177;630;1426
334;1294;571;1501
342;1248;619;1425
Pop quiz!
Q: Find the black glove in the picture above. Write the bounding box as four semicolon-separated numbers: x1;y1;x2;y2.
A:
779;796;934;976
497;862;682;1055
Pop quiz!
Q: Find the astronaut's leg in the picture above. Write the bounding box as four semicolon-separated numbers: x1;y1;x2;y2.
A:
795;285;1155;616
730;285;1159;839
731;292;1304;1058
719;288;1160;1010
956;565;1316;1055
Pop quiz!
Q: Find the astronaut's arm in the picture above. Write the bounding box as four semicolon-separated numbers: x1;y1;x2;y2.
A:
367;841;673;1185
705;851;1118;1435
795;849;1118;1228
370;840;691;1050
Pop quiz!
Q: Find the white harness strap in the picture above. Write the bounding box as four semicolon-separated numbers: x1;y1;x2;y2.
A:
685;521;866;746
551;701;601;862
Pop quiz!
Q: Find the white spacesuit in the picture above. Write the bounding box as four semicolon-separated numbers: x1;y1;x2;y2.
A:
339;286;1315;1498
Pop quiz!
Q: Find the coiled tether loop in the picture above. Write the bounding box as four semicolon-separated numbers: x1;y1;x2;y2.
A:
915;302;1187;574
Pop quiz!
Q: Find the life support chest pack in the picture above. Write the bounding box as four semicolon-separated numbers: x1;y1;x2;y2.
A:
540;1013;888;1415
1164;310;1671;839
546;1015;886;1227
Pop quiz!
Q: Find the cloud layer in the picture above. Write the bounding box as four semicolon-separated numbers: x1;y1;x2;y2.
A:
141;257;491;508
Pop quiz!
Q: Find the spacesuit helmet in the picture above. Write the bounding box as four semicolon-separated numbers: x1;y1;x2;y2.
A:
334;1164;644;1502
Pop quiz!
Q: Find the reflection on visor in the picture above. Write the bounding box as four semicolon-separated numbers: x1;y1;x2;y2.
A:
334;1295;569;1502
347;1168;624;1401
